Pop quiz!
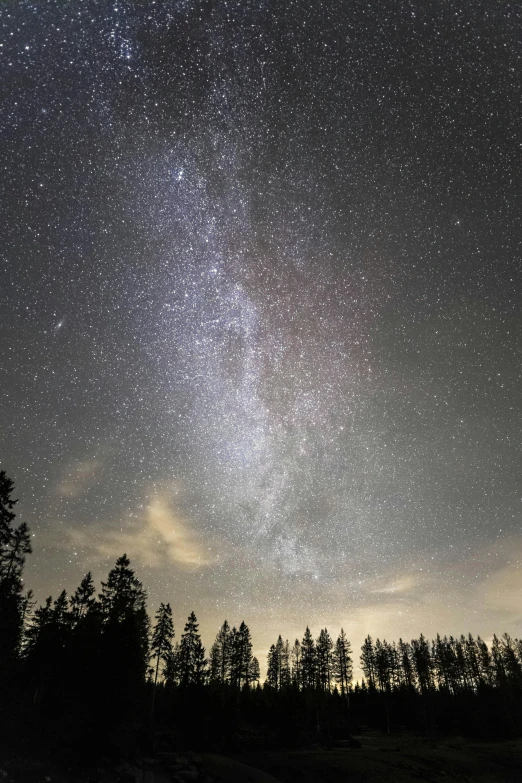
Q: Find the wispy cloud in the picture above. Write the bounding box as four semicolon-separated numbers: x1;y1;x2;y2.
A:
482;562;522;620
66;488;216;570
371;573;420;595
54;459;101;498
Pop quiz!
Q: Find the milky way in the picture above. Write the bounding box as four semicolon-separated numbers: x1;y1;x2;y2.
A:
1;1;521;664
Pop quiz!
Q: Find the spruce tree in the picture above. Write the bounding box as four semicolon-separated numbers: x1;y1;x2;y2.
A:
193;636;207;686
301;626;316;689
209;619;232;685
266;644;279;689
0;471;17;547
164;641;181;686
332;629;352;697
230;621;254;689
316;628;333;691
0;472;31;694
99;555;149;699
291;639;302;688
25;593;73;708
249;656;260;685
360;636;376;689
375;638;392;692
280;638;291;689
151;603;174;687
411;634;433;693
99;553;146;622
398;638;415;689
70;572;96;623
476;635;493;685
178;611;206;686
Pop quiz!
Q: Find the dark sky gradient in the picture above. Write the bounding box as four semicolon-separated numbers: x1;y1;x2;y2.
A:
1;0;521;672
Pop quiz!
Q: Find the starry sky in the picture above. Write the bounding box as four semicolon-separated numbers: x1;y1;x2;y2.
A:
1;0;521;672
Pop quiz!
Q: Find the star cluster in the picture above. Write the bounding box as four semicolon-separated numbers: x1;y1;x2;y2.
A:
1;1;521;660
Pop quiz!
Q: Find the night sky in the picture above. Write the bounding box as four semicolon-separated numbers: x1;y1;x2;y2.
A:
2;0;521;673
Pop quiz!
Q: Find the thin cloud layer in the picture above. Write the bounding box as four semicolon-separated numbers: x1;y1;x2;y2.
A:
67;490;216;570
55;459;101;499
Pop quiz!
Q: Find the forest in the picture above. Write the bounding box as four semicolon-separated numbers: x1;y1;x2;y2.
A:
1;469;522;763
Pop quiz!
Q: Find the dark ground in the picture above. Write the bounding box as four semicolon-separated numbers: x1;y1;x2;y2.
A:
228;734;522;782
2;733;522;783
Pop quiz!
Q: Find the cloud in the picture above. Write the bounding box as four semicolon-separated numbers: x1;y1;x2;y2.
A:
67;489;216;570
55;459;101;498
371;573;420;595
482;563;522;620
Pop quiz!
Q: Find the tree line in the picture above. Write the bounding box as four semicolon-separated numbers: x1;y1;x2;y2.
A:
1;470;522;754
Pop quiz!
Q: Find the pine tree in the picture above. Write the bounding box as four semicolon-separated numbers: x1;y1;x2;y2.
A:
151;603;174;687
301;626;316;689
52;590;71;638
500;633;522;685
24;592;73;708
411;634;433;694
0;473;32;696
360;636;376;689
1;521;32;582
476;635;493;685
209;620;232;684
433;634;450;691
332;629;352;697
249;656;260;685
463;633;481;689
178;611;206;686
164;641;181;686
280;638;291;689
0;471;17;549
193;636;207;686
99;553;146;622
375;638;392;692
230;621;254;688
266;644;279;689
66;573;102;705
291;639;302;688
99;555;149;697
25;596;54;659
70;572;96;624
316;629;333;691
388;642;402;690
398;638;415;689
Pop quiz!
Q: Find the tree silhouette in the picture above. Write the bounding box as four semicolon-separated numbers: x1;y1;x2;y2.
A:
178;611;206;686
5;468;522;750
0;471;17;546
25;591;73;708
230;621;253;689
99;554;149;701
151;602;174;688
164;641;181;687
209;619;232;685
360;635;376;690
316;628;333;691
266;644;279;690
0;472;31;697
150;602;174;718
70;572;96;624
301;626;316;689
249;656;260;685
291;639;302;688
332;628;352;698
